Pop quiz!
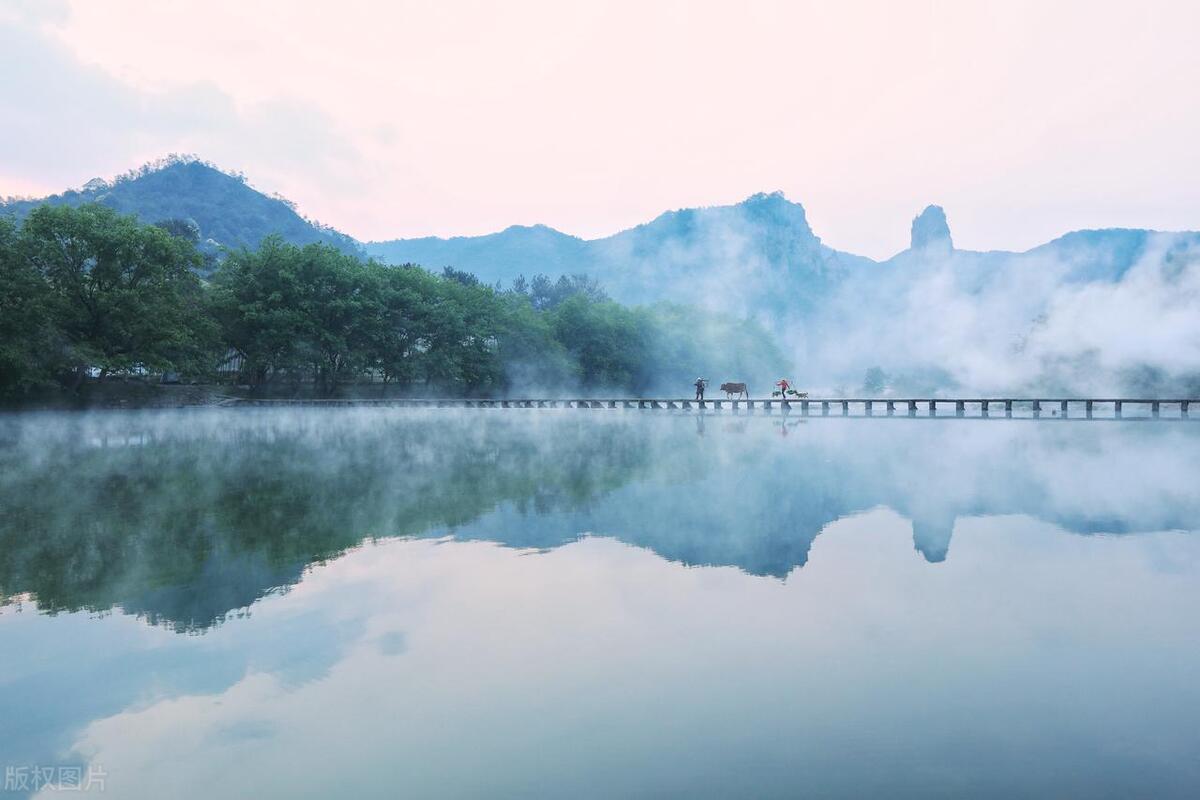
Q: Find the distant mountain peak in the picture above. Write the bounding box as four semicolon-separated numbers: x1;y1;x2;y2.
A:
1;155;361;259
742;190;789;204
498;223;574;238
911;205;953;251
736;190;814;236
738;190;803;214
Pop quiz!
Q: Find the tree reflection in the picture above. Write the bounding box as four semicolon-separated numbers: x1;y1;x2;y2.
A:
1;410;1195;631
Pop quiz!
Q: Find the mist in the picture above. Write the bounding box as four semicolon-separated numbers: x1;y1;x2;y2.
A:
811;230;1200;396
586;196;1200;396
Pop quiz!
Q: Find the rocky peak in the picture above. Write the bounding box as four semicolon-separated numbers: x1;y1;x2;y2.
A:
910;205;953;252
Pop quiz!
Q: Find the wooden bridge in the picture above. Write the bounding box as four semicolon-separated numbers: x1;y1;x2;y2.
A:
234;397;1196;419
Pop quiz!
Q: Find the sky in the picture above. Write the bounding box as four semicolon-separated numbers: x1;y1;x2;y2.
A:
1;0;1198;258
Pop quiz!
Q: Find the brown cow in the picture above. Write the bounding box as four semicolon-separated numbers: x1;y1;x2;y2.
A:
720;382;748;399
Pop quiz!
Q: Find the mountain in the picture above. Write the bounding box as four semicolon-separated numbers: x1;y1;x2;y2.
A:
909;205;953;253
0;157;363;258
7;157;1198;393
367;191;875;317
366;223;591;278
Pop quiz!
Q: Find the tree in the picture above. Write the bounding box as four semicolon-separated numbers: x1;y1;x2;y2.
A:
367;263;429;387
550;295;651;389
212;238;382;391
17;204;214;385
0;217;59;397
862;366;888;395
525;272;608;311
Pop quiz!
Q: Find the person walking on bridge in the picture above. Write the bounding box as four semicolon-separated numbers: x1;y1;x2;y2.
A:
694;378;708;401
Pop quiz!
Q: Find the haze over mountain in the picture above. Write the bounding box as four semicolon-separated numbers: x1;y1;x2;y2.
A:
368;191;875;317
5;157;1198;395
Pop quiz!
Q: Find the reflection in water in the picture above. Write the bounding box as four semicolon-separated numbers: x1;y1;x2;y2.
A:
0;409;1198;798
1;409;1197;630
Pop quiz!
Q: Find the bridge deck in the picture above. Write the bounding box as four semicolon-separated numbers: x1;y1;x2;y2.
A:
232;397;1195;418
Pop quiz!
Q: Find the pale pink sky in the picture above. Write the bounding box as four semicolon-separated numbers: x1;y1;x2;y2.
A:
2;0;1198;258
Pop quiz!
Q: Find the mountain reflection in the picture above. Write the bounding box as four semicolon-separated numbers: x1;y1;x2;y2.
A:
1;409;1196;632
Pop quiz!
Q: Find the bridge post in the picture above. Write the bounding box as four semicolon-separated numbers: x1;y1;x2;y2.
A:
886;400;895;416
762;399;772;414
1152;401;1160;418
1086;400;1093;419
1060;400;1069;418
1032;400;1041;418
929;400;936;416
608;400;617;409
1114;400;1122;418
981;401;989;418
713;400;722;411
1005;400;1013;418
667;400;679;409
908;400;917;416
781;400;791;413
865;400;873;416
682;400;691;410
1183;401;1189;418
801;400;809;416
955;400;965;417
842;400;849;415
822;401;830;416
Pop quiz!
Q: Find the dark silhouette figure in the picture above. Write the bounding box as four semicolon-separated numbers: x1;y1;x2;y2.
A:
694;378;708;401
720;382;748;399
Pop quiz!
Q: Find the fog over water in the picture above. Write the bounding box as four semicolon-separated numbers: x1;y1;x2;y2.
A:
1;408;1198;798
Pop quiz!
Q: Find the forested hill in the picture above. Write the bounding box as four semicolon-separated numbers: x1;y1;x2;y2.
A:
0;157;363;258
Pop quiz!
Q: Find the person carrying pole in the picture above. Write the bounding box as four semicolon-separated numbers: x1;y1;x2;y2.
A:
694;377;708;401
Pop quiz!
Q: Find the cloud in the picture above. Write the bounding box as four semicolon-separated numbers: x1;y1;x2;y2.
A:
0;16;366;213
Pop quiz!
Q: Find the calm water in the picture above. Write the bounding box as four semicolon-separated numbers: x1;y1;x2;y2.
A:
1;409;1198;798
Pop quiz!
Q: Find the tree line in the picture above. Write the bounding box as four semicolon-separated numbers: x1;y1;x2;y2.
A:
0;204;786;400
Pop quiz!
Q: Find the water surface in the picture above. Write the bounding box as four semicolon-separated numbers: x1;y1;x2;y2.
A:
1;409;1198;798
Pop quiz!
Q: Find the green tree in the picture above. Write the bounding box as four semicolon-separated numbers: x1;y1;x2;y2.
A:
494;292;574;388
17;204;214;386
551;295;652;389
212;237;383;391
0;217;60;397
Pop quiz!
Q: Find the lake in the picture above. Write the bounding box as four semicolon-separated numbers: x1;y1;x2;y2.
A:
1;408;1198;798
